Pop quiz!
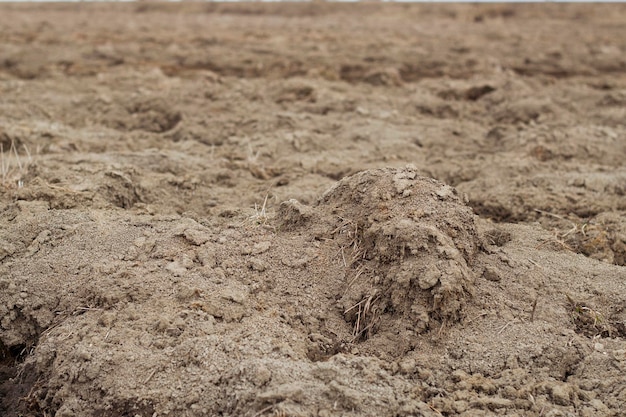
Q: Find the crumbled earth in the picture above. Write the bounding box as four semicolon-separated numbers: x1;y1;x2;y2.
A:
1;3;625;417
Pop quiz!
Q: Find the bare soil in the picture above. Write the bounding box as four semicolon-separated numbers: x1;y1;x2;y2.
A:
1;3;625;417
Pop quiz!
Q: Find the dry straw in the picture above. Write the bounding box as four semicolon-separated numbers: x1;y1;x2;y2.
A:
1;138;32;189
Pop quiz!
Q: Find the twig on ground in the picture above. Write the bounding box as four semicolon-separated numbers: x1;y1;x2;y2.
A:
251;405;274;417
497;321;512;335
466;312;488;323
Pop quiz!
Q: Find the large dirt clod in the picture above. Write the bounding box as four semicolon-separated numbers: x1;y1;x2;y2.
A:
317;166;480;341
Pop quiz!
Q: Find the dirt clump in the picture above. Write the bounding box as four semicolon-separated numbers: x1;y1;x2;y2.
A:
313;167;480;348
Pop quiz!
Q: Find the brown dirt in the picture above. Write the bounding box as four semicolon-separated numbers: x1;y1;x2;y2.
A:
1;2;625;417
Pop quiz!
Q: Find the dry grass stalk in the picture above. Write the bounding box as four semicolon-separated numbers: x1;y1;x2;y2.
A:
534;210;580;251
535;209;616;263
343;265;366;296
333;217;365;267
1;139;32;190
248;193;270;226
565;294;612;337
345;293;380;342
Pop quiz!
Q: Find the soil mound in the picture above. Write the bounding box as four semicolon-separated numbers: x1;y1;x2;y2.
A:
0;169;486;417
315;167;480;342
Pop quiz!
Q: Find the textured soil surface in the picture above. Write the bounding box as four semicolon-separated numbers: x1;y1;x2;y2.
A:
1;3;625;417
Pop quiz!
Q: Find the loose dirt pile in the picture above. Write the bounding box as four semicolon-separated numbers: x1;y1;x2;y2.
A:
1;3;625;417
